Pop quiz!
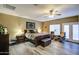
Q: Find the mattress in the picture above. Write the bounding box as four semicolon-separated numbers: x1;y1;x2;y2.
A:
25;33;49;40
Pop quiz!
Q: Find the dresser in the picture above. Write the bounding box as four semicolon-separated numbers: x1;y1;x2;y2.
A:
0;34;9;55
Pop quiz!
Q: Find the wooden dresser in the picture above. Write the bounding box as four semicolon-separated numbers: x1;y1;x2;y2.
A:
0;34;9;55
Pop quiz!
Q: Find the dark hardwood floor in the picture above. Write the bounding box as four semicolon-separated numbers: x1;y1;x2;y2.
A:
62;41;79;54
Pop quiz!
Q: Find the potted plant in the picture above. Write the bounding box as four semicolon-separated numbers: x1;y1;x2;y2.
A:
0;24;4;34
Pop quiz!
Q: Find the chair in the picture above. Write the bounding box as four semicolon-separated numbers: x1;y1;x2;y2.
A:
58;32;65;42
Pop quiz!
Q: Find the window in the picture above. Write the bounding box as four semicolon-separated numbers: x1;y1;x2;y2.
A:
64;25;69;39
63;22;79;40
73;24;79;40
50;24;60;35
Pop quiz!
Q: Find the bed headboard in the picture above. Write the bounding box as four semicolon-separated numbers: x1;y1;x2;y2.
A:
24;29;38;33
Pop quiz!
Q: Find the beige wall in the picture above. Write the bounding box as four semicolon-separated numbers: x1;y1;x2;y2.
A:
0;13;78;41
42;16;78;32
0;13;42;40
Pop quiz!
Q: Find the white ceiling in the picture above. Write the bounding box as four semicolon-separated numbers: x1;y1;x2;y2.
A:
0;4;79;22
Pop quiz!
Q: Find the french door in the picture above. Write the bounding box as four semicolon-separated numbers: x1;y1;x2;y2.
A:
63;22;79;40
63;25;69;39
72;24;79;40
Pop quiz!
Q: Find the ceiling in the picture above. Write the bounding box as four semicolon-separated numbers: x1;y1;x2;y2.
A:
0;4;79;22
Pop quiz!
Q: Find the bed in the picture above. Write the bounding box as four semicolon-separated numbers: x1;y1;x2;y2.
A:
25;32;50;46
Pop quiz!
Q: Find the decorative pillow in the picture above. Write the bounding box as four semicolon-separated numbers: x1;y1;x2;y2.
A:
29;30;35;33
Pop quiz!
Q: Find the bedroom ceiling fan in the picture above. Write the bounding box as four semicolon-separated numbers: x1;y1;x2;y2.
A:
49;9;61;17
36;9;61;18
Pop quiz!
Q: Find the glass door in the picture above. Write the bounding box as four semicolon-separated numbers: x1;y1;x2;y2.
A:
63;25;69;39
72;24;79;40
63;22;79;40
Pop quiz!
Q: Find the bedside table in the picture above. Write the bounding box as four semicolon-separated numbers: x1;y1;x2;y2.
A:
16;35;26;43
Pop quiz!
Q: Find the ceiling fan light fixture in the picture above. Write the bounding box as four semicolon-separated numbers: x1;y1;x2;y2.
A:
48;15;54;18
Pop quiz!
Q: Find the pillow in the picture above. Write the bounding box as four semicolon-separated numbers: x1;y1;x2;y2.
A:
29;30;35;33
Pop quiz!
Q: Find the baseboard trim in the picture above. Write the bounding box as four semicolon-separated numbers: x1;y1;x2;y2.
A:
65;40;79;44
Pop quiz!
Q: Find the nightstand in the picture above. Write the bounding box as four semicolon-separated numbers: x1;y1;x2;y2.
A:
16;35;26;43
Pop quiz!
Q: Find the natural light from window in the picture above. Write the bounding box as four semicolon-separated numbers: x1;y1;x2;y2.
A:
50;24;60;35
73;24;79;40
64;25;69;39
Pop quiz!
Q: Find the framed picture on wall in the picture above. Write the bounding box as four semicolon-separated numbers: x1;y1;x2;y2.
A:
26;22;35;29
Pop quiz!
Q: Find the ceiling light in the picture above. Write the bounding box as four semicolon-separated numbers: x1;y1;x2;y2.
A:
48;15;54;18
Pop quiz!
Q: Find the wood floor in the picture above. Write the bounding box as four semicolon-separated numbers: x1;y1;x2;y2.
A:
9;40;79;55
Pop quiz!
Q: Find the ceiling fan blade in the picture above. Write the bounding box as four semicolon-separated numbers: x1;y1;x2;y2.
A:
35;9;61;19
55;13;61;15
35;13;49;18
